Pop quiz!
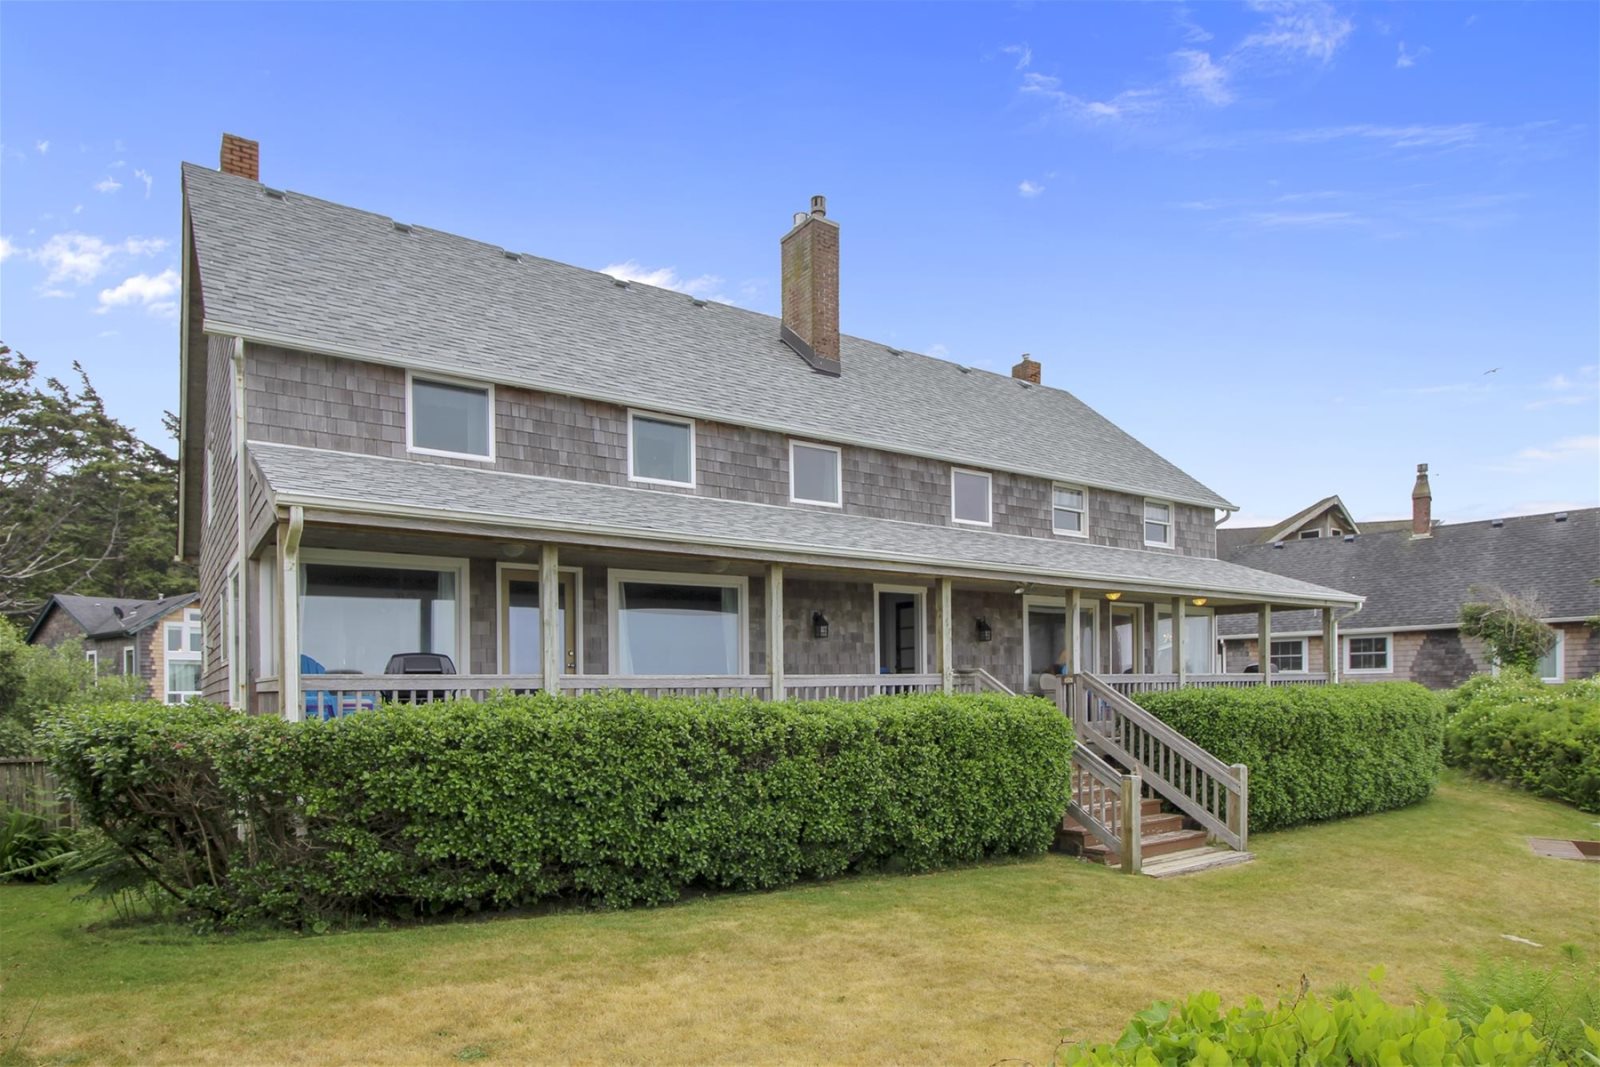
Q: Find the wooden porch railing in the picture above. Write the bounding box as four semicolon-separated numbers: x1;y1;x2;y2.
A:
787;674;943;700
1102;673;1329;696
954;667;1017;695
1068;742;1141;874
1064;672;1249;852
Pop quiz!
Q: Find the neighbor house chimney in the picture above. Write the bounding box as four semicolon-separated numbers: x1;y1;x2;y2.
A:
1411;463;1432;538
220;133;260;181
1012;354;1041;384
779;195;841;374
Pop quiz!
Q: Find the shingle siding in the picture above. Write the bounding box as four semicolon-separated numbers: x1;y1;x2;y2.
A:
198;334;238;702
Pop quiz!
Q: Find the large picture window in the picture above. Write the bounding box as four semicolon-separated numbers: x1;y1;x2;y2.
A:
164;608;203;704
790;441;842;507
299;554;465;675
951;468;992;526
1346;634;1391;673
628;411;695;487
408;374;493;459
609;571;746;675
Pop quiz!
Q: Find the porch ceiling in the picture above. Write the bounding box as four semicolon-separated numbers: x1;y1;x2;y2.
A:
250;442;1362;609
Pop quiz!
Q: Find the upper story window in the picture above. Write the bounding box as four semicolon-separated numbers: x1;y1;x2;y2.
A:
408;373;494;459
1144;500;1174;548
951;468;992;527
1299;530;1321;540
790;441;842;507
1052;484;1086;536
1346;634;1391;673
628;411;695;487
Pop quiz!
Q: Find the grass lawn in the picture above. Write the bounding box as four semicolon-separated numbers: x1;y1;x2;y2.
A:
2;771;1596;1066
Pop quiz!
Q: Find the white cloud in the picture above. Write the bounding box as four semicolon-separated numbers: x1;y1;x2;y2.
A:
1395;42;1429;69
35;140;49;155
24;232;168;284
1175;7;1214;43
1018;179;1045;198
1525;365;1600;410
96;267;181;316
1172;49;1233;106
1020;71;1162;122
1238;210;1363;228
926;343;951;359
1001;43;1032;70
39;288;73;300
94;177;122;193
0;236;14;262
600;260;724;300
1237;0;1353;63
134;168;153;197
73;204;83;214
1512;436;1599;464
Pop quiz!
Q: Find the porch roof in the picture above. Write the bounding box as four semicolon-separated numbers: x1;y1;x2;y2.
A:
250;442;1362;608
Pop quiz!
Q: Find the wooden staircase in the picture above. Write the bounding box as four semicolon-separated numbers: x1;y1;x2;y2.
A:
1056;795;1254;877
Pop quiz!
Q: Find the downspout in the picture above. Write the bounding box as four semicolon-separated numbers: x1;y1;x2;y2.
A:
280;505;304;721
1214;508;1235;528
232;337;248;709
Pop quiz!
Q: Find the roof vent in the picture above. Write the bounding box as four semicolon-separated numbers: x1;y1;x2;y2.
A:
1343;534;1356;542
612;278;629;288
957;366;972;374
1017;379;1032;390
1491;518;1504;528
1273;541;1285;549
502;251;520;262
1555;512;1569;523
885;347;900;356
262;187;286;201
112;605;124;619
691;298;707;307
392;221;413;234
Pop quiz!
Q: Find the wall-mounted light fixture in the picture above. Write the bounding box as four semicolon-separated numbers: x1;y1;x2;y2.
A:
1104;591;1123;601
976;618;993;642
812;611;830;640
1191;597;1208;607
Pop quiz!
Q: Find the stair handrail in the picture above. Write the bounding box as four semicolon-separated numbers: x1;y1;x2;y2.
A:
955;667;1017;695
1073;672;1249;852
1068;741;1142;874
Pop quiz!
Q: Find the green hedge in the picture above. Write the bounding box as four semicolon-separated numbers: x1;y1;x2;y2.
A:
1443;671;1600;812
1133;684;1444;831
44;691;1072;926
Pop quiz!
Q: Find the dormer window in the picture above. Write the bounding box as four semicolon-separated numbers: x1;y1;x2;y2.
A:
1144;500;1174;548
408;373;494;459
951;468;992;527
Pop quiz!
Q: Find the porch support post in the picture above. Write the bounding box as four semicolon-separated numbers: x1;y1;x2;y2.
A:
1067;588;1082;675
766;563;785;700
1172;596;1187;687
937;577;953;694
1258;604;1273;686
1323;607;1340;683
539;543;560;695
279;506;304;722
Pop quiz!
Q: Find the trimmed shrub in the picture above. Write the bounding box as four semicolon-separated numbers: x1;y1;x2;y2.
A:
1134;684;1444;831
1058;970;1577;1066
1444;671;1600;812
43;691;1071;927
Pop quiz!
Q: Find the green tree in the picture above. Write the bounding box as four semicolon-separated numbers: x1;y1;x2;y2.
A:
1459;588;1557;673
0;343;192;620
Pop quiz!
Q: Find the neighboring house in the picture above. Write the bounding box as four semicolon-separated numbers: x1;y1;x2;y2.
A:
177;133;1362;719
25;593;204;703
1217;465;1599;688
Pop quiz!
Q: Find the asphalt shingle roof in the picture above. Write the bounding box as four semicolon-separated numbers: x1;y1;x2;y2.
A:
27;593;199;643
1216;509;1600;635
250;443;1356;606
184;163;1234;510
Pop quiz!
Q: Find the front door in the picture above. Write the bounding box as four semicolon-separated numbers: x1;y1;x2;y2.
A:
500;568;579;675
1110;605;1144;675
876;589;924;674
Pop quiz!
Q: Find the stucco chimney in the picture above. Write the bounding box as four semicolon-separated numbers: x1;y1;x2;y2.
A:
780;195;841;374
1411;463;1432;538
220;133;260;181
1012;354;1041;384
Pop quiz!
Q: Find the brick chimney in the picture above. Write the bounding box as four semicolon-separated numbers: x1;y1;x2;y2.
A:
1012;354;1041;384
220;133;260;181
780;195;841;374
1411;463;1432;538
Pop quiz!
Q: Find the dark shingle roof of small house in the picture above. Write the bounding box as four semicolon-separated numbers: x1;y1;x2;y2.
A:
1216;509;1599;636
181;163;1235;512
25;593;199;644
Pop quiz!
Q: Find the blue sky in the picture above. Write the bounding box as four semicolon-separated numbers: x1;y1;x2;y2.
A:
3;1;1596;526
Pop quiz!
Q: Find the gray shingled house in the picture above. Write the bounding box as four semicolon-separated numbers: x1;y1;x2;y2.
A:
177;134;1375;868
25;593;202;703
1217;466;1599;688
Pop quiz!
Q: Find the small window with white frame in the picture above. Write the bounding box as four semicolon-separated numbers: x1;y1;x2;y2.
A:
164;609;203;704
628;411;695;487
407;373;494;460
951;468;992;526
1535;631;1565;684
1052;484;1087;536
1144;500;1174;547
122;645;136;676
84;648;98;674
1269;638;1306;673
1346;634;1392;673
789;441;842;507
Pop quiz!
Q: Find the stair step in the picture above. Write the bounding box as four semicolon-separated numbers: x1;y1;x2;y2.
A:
1140;847;1255;879
1082;828;1209;862
1060;796;1167;833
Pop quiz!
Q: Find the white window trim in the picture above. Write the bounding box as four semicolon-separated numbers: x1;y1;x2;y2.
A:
950;467;993;528
495;562;585;675
122;645;136;676
256;553;278;678
1268;637;1308;674
1344;633;1393;675
1021;595;1099;681
84;648;98;674
1539;631;1565;684
606;568;749;676
627;409;697;488
405;369;497;462
164;609;203;704
1051;483;1088;538
298;548;472;672
1143;499;1176;549
873;583;929;675
788;440;843;508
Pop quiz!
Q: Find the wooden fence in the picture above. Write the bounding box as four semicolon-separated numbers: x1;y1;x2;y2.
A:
0;757;77;831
